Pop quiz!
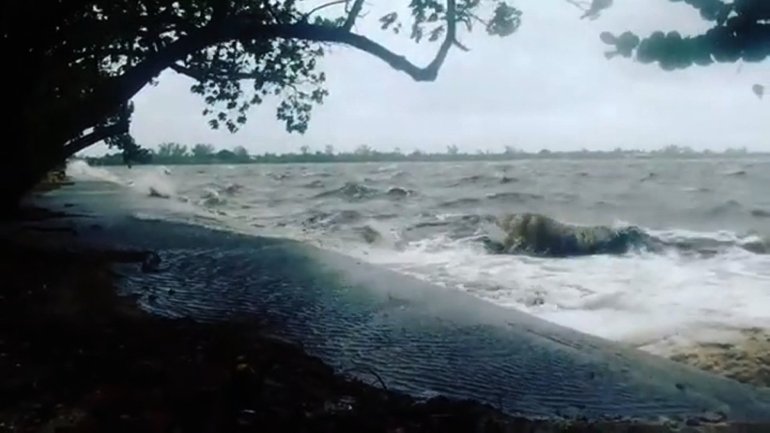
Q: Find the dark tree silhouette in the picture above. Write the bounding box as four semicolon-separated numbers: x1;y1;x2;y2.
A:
1;0;522;208
192;143;216;159
599;0;770;70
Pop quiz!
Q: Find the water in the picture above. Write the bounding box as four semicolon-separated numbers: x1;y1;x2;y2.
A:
67;158;770;355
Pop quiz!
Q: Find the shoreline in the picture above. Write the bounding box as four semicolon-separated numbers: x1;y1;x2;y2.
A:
3;198;770;431
668;329;770;388
2;213;518;433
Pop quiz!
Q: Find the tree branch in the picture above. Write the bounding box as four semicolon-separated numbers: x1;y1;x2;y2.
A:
247;0;457;82
343;0;366;31
69;0;458;141
61;122;129;157
302;0;348;21
67;26;220;139
564;0;588;11
170;63;259;81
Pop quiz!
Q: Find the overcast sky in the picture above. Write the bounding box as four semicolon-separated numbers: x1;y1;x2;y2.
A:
100;0;769;155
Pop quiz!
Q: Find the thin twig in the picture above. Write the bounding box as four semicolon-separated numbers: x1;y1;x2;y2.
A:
301;0;348;21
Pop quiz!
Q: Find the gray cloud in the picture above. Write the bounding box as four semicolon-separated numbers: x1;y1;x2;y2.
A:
115;0;770;155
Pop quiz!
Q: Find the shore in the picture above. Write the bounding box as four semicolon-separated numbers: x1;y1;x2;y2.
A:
2;203;769;432
669;330;770;388
1;215;516;433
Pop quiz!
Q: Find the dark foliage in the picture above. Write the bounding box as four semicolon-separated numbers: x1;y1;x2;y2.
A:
2;0;521;206
600;0;770;70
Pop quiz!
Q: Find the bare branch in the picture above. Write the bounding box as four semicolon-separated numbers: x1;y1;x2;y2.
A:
564;0;589;11
302;0;348;21
454;40;470;52
343;0;365;31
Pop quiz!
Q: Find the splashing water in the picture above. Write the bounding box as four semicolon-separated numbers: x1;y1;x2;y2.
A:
66;160;124;184
68;159;770;355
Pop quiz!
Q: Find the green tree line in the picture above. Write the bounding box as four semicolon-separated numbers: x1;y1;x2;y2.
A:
85;143;764;166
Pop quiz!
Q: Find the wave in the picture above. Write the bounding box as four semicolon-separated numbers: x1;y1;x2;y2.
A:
706;200;743;216
313;182;379;201
724;169;748;177
128;168;178;199
221;183;243;195
682;186;711;193
649;227;769;256
485;192;544;202
438;197;482;208
267;171;292;181
303;210;364;229
480;213;768;258
301;171;332;178
303;180;326;189
199;188;225;207
66;160;123;184
386;186;414;199
451;174;495;187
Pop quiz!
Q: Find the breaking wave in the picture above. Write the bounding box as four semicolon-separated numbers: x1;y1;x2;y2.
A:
64;160;770;356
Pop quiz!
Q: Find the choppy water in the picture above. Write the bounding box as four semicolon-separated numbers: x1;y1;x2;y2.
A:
68;158;770;354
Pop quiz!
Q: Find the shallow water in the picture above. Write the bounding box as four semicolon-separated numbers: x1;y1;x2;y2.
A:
68;158;770;354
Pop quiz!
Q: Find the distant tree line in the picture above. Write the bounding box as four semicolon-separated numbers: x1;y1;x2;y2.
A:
85;143;765;166
87;143;252;165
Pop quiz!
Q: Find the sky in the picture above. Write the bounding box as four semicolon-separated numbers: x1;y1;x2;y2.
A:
96;0;770;155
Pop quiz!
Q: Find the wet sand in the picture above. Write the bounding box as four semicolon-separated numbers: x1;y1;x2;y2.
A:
670;329;770;388
2;213;519;433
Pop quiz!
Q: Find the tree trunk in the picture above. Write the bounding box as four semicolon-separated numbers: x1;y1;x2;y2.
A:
0;133;62;216
0;165;50;216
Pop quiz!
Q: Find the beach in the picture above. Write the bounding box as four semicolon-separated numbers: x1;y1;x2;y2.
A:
1;211;520;433
3;173;770;431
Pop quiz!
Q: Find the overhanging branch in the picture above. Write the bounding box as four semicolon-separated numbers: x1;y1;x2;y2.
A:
244;0;458;82
302;0;348;21
70;0;459;140
61;122;129;158
343;0;366;31
170;63;260;81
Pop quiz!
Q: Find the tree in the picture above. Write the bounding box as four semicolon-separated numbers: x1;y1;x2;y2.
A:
215;149;237;162
2;0;523;208
233;146;251;162
503;145;519;155
598;1;770;70
192;143;215;159
157;142;189;159
324;145;335;156
447;144;459;155
354;144;373;156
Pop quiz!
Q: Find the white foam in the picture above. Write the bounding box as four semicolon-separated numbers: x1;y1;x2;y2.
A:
126;166;177;198
65;163;770;355
66;160;124;184
359;235;770;351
